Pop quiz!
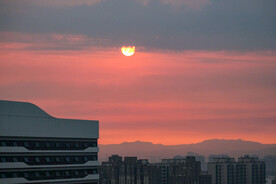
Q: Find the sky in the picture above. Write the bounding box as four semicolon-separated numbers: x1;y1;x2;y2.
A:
0;0;276;145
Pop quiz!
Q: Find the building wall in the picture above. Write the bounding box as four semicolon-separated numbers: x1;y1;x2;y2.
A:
208;156;266;184
0;100;99;184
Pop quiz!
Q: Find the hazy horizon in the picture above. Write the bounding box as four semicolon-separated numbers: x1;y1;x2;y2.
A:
98;138;276;146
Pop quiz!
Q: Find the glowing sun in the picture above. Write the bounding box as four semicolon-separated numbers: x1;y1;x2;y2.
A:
121;46;135;56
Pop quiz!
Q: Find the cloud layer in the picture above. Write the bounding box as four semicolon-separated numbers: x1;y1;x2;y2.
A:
0;0;275;50
0;1;275;144
0;35;275;144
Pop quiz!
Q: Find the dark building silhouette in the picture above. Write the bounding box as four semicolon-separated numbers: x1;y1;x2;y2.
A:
100;155;160;184
199;171;211;184
0;100;99;184
100;155;266;184
262;155;276;176
187;152;207;171
100;155;122;184
162;156;201;184
100;155;210;184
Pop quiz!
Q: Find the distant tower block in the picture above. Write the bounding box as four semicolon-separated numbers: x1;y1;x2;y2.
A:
0;100;99;184
208;156;266;184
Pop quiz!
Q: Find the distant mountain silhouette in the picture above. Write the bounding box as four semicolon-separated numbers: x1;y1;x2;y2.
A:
99;139;276;162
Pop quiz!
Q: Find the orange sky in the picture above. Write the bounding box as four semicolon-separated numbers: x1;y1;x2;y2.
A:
0;33;276;145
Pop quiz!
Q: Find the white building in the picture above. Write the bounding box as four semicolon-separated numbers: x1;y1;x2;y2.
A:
208;158;236;184
0;100;99;184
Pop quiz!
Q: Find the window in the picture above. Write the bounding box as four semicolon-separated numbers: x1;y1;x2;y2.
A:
46;157;51;162
65;171;70;176
56;143;60;148
1;141;6;146
45;172;50;177
84;170;88;175
13;142;18;146
24;157;29;162
1;157;6;162
83;143;88;148
65;143;70;148
56;171;60;177
12;173;17;178
24;173;29;178
35;172;40;177
55;157;60;162
35;157;40;162
24;142;29;147
65;157;70;162
12;157;18;162
35;142;40;147
75;143;79;148
45;143;50;148
74;157;79;162
0;173;6;178
75;171;79;175
84;157;88;162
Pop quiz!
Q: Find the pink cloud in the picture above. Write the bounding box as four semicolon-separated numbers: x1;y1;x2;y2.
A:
0;32;276;145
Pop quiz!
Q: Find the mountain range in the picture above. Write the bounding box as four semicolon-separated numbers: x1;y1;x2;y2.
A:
99;139;276;162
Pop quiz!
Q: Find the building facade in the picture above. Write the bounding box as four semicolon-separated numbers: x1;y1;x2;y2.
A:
237;155;266;184
100;155;161;184
208;156;266;184
0;100;99;184
100;155;208;184
162;157;201;184
208;158;236;184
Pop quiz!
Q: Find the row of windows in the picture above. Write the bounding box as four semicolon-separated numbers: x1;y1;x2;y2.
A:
0;169;98;181
0;140;97;150
0;155;97;165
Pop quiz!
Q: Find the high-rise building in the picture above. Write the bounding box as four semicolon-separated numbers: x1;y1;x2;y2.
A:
208;155;266;184
187;152;207;171
262;155;276;176
100;155;210;184
208;158;236;184
199;171;211;184
237;155;266;184
0;100;99;184
162;156;201;184
100;155;161;184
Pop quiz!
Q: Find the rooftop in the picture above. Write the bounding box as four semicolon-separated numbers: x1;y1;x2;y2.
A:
0;100;52;118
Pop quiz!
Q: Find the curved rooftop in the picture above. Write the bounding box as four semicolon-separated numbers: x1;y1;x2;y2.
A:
0;100;52;118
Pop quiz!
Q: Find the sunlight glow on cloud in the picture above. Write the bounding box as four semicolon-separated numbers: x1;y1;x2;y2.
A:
0;32;110;51
0;33;275;144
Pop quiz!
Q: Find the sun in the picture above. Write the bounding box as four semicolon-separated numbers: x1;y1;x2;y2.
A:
121;46;135;56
